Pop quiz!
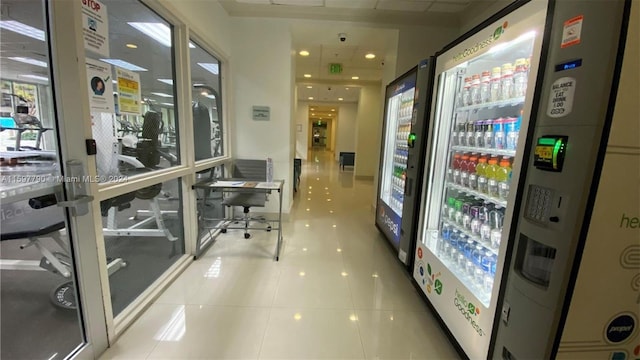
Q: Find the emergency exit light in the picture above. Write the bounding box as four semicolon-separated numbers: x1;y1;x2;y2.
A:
329;63;342;74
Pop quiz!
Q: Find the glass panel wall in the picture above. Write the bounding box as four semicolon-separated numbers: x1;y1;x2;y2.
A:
101;178;184;316
190;41;223;160
89;0;187;318
86;0;180;182
0;0;84;358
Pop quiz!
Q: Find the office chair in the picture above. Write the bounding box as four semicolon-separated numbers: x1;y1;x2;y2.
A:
221;159;271;239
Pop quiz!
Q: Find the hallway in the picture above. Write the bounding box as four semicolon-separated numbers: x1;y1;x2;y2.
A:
101;150;458;360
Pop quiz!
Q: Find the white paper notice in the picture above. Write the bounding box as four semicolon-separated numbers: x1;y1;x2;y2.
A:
547;77;576;118
86;58;115;113
81;0;109;57
116;68;142;116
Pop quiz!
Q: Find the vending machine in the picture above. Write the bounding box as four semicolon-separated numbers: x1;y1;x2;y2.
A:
410;0;632;358
376;60;434;267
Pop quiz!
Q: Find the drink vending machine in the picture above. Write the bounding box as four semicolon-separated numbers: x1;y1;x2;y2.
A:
410;0;634;358
375;60;435;268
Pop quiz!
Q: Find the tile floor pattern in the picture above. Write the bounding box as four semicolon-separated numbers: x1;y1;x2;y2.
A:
100;150;459;360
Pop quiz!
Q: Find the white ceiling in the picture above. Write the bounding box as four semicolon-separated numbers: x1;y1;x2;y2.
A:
220;0;478;105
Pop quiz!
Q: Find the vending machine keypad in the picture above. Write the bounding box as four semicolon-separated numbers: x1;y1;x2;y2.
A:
525;185;555;223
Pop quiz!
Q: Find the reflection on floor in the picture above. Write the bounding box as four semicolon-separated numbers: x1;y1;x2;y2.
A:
100;150;459;360
0;238;83;360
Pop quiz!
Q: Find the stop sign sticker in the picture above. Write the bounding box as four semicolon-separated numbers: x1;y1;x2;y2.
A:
418;248;423;259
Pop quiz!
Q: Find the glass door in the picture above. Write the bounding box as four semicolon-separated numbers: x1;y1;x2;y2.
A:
423;31;537;305
1;0;107;359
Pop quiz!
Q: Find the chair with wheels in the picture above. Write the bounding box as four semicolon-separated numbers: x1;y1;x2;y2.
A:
221;159;270;239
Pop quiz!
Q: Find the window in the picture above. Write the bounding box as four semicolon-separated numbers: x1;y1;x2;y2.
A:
190;41;223;161
86;0;180;181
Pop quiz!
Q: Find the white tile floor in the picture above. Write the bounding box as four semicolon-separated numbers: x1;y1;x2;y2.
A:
100;151;459;360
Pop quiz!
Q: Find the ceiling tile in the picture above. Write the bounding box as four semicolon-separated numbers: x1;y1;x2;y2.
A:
325;0;377;9
428;1;469;12
272;0;324;6
376;0;433;12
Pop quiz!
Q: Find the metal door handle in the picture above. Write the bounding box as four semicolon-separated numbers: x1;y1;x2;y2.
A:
56;195;94;208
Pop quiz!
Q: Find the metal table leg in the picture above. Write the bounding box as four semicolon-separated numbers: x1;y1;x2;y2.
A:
276;187;282;261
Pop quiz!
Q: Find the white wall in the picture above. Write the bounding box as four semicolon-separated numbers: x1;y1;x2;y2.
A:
395;24;460;76
458;1;514;35
354;84;383;179
334;103;357;161
230;18;294;212
295;102;308;160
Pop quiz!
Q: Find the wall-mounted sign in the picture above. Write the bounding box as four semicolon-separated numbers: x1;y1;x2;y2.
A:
329;63;342;74
86;58;114;113
252;106;270;121
116;68;141;116
81;0;109;57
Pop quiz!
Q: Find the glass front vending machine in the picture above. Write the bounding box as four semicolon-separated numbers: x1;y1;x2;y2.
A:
412;0;632;358
376;61;434;268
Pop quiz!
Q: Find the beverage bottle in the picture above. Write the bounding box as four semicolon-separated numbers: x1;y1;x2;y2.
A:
452;153;462;184
483;119;494;149
470;74;482;105
467;154;479;190
461;77;472;106
500;63;514;100
474;120;485;148
490;67;501;102
460;154;470;187
486;158;500;197
458;121;468;146
476;156;488;193
497;157;512;200
479;71;491;103
466;120;475;147
506;112;522;150
493;118;506;150
513;58;528;97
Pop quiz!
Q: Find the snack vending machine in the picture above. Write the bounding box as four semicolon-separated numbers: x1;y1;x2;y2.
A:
411;0;632;358
376;60;434;267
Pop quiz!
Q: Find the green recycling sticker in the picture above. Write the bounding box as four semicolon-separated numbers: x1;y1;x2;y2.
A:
434;279;443;295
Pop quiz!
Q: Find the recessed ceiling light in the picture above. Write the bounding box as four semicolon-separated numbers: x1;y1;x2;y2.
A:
0;20;45;41
306;86;313;89
100;59;147;71
198;63;219;75
311;113;315;115
365;53;376;59
158;78;173;85
299;50;310;56
151;92;173;98
331;109;335;111
304;74;312;78
338;97;344;101
351;76;359;80
308;97;314;100
128;22;195;48
126;43;138;49
310;108;315;110
8;57;47;68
